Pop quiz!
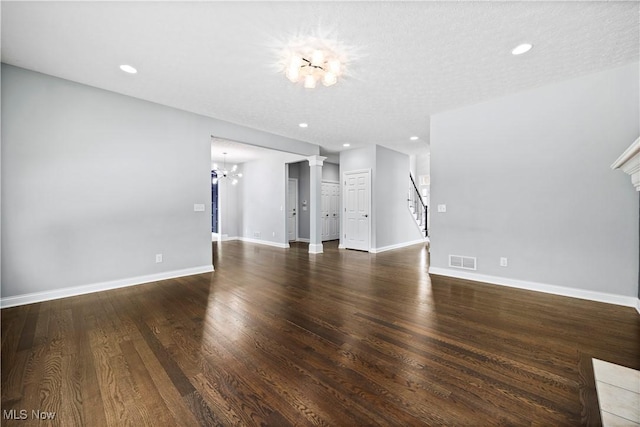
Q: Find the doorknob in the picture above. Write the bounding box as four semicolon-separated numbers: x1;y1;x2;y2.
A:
326;214;329;217
363;214;368;218
293;213;296;216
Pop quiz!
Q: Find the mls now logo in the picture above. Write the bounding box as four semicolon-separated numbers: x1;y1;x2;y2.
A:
3;409;56;420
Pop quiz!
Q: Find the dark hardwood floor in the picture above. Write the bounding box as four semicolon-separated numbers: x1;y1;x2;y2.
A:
2;240;639;426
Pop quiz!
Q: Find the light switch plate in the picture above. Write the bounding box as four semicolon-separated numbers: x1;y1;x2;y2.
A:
437;204;447;213
194;204;205;212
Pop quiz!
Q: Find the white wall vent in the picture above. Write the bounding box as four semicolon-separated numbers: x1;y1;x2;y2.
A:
449;255;477;271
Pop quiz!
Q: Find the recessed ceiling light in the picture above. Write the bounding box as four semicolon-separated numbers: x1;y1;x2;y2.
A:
410;136;419;141
343;143;351;147
511;43;533;56
299;123;308;128
119;64;137;74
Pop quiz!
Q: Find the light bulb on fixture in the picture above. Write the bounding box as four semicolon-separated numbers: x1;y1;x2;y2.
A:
286;55;303;82
286;66;300;83
282;38;346;89
322;72;337;87
304;74;316;89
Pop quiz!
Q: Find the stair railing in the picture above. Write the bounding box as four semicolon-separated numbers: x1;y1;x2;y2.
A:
409;174;428;237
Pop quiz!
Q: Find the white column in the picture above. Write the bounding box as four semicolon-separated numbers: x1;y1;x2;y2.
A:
308;155;327;254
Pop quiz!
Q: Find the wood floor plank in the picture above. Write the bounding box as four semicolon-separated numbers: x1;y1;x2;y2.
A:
2;240;639;426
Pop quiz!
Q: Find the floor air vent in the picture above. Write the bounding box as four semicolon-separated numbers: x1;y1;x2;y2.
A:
449;255;477;271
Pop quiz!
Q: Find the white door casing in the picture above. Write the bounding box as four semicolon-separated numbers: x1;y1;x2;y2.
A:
343;170;370;251
287;178;298;241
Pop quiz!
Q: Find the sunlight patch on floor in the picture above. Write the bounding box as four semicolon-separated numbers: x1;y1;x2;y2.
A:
593;358;640;426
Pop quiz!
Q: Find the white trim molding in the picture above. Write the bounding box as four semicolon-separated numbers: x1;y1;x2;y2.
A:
429;267;639;310
238;237;290;249
636;298;640;315
611;136;640;191
0;265;214;309
296;238;310;243
370;239;428;254
308;243;324;254
307;155;327;167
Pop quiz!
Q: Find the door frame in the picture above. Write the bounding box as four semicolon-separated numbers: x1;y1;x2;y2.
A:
287;178;299;242
341;169;371;251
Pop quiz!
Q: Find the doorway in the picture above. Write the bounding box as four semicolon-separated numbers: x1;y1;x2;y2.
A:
343;169;371;251
287;178;298;241
211;171;218;233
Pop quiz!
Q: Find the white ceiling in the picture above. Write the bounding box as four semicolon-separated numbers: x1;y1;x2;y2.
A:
2;1;638;160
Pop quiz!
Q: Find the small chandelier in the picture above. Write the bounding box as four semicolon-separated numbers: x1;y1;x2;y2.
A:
283;38;345;89
212;153;242;185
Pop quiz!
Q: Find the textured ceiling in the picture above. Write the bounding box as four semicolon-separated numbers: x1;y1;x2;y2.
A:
2;1;638;159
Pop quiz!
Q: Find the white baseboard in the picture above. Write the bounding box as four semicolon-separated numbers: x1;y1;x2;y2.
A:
636;298;640;315
0;265;214;309
308;243;324;254
296;238;310;243
238;237;290;249
370;238;428;254
428;267;639;309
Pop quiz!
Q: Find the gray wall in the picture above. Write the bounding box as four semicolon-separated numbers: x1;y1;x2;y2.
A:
1;64;316;299
322;162;340;182
2;65;211;297
375;146;424;248
430;62;639;297
238;155;289;245
218;176;240;238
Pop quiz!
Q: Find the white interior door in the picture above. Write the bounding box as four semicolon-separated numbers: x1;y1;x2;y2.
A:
344;171;370;251
321;183;330;241
329;183;340;240
287;178;298;241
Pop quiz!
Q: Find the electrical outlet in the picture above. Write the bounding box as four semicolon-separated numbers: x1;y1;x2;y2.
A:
272;231;275;237
254;231;261;238
156;254;163;263
500;257;508;267
437;204;447;213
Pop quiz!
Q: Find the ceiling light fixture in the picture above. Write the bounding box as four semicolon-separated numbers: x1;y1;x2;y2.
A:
343;143;351;147
299;123;308;128
283;37;346;89
119;64;137;74
511;43;533;55
212;152;242;186
410;136;419;141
